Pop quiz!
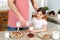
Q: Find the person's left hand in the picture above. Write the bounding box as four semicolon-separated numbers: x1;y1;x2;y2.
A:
21;22;26;27
32;30;39;33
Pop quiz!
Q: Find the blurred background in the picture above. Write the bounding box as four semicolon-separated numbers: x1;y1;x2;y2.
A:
0;0;60;31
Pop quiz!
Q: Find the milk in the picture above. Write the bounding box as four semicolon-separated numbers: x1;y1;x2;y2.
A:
52;31;60;39
5;32;9;39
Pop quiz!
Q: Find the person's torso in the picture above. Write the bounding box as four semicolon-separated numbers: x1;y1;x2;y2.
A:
8;0;29;27
33;18;44;29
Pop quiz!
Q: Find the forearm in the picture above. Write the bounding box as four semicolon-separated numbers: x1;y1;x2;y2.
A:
34;25;47;33
34;29;47;33
31;0;39;11
8;0;25;22
37;25;47;32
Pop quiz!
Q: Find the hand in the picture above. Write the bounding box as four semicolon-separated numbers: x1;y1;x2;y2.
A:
18;18;26;27
19;16;27;26
30;23;33;26
21;22;26;27
32;30;38;33
33;30;41;33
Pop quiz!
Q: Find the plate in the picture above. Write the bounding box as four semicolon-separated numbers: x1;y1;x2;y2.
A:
42;34;51;39
9;31;23;38
37;33;51;39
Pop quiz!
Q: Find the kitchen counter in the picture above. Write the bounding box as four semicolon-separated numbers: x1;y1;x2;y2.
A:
0;30;60;40
47;21;60;31
47;16;60;24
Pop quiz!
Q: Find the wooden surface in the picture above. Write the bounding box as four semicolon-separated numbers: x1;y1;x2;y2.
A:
0;10;9;31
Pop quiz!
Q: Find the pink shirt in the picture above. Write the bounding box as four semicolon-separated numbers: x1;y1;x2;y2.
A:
8;0;29;27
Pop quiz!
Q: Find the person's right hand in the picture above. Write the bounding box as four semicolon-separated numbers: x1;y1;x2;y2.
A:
21;22;26;27
19;18;27;27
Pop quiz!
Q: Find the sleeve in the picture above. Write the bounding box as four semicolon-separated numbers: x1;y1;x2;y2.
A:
43;20;48;25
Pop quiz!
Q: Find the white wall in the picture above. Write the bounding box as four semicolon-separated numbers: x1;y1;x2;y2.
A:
29;1;35;21
44;0;48;6
48;0;60;13
29;0;41;20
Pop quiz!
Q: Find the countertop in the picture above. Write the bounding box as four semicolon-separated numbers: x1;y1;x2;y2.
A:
47;16;60;24
0;30;60;40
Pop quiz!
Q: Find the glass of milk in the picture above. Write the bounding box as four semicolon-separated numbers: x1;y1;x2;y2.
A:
16;21;21;31
52;31;60;39
5;31;9;39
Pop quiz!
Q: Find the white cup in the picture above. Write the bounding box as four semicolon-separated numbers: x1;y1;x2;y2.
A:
5;32;9;39
16;21;21;27
29;27;33;31
52;31;60;39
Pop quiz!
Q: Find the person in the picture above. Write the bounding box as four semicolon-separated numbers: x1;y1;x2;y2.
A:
32;12;37;18
8;0;29;31
31;0;40;12
30;7;48;33
31;0;48;32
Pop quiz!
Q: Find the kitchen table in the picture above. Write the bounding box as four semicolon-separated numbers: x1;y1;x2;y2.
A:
0;30;60;40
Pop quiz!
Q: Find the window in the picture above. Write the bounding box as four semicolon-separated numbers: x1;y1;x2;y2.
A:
0;0;9;10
